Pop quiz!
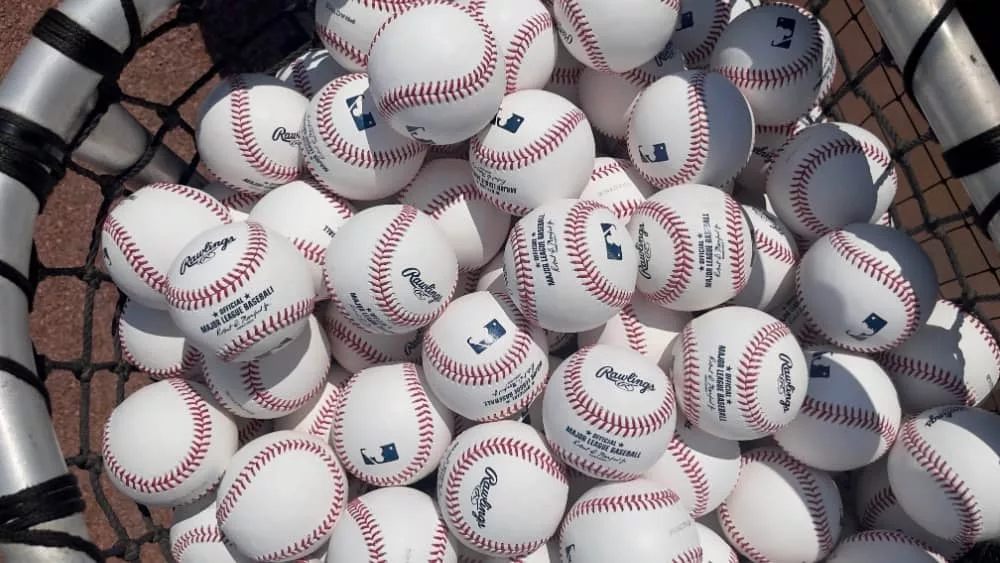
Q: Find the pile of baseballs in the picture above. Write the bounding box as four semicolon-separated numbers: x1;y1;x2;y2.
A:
97;0;1000;562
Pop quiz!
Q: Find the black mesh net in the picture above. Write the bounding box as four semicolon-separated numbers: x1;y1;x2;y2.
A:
6;0;1000;560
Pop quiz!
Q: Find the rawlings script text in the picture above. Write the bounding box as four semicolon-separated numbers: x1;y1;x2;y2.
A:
180;236;236;275
635;223;653;280
595;365;655;393
470;467;498;528
400;268;443;304
777;353;796;412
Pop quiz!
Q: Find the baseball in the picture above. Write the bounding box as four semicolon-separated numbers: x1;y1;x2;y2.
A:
768;290;828;347
643;415;741;518
718;446;843;562
695;521;739;563
626;70;754;189
888;406;1000;544
117;299;200;380
313;0;410;72
169;497;245;563
436;420;568;557
736;122;796;196
551;0;680;72
321;302;424;373
274;47;348;98
422;290;549;421
195;74;306;194
544;42;585;106
578;157;656;222
323;204;458;335
201;315;330;420
325;487;458;562
165;221;316;362
216;431;347;561
236;417;274;447
577;295;690;370
766;122;897;240
202;181;260;222
796;223;938;353
273;363;351;442
558;478;700;563
671;0;731;68
672;306;808;440
367;1;505;145
877;299;1000;413
578;41;686;141
827;530;948;563
710;3;825;126
247;178;355;298
543;344;676;480
102;378;238;507
773;345;901;471
457;541;560;563
332;362;455;486
475;249;506;293
398;158;513;270
462;0;559;93
627;183;753;311
729;204;800;311
503;198;638;332
470;89;595;216
102;182;232;310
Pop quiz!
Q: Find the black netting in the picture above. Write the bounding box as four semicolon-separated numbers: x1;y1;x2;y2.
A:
0;0;998;561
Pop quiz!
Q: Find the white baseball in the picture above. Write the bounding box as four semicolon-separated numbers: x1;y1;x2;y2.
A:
766;122;897;240
216;431;347;561
102;379;238;507
325;487;458;563
877;299;1000;413
399;158;513;270
718;446;843;562
578;157;656;222
117;299;200;380
301;73;428;201
729;204;799;311
323;204;458;335
470;89;595;216
671;0;731;68
456;541;560;563
170;497;248;563
275;47;348;98
313;0;412;72
552;0;680;72
273;364;351;442
627;184;753;311
736;122;796;195
774;345;901;471
367;1;505;145
672;306;808;440
544;42;585;106
436;420;569;557
422;290;549;421
201;315;330;420
462;0;559;94
196;74;306;194
475;249;506;293
768;290;828;347
201;182;260;222
695;521;739;563
577;295;690;370
828;530;948;563
165;221;315;362
543;344;676;480
558;478;700;563
643;415;741;518
320;302;424;373
710;3;825;126
796;223;938;353
102;182;232;310
888;406;1000;544
578;41;686;141
247;179;355;298
333;362;455;486
503;199;638;332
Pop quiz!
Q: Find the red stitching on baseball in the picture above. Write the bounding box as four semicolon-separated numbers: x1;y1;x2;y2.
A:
421;183;488;221
718;502;769;563
288;56;312;96
315;24;368;69
965;306;1000;369
564;488;682;523
859;485;896;529
505;12;554;94
679;324;701;426
238;358;326;414
508;222;538;325
217;189;260;212
661;70;710;187
620;66;659;90
665;433;711;517
149;183;233;223
237;418;268;445
472;109;587;171
104;215;171;295
228;75;299;184
292;238;327;266
737;321;792;434
842;530;945;560
681;0;728;65
564;200;633;308
549;66;582;85
716;6;823;90
118;318;199;379
591;158;627;181
307;385;342;438
672;547;704;563
166;221;269;310
557;1;609;71
618;302;647;355
799;396;898;445
102;379;212;494
375;2;499;119
216;437;345;561
326;313;396;366
218;298;315;362
429;517;450;563
444;436;566;555
725;195;749;293
899;418;983;545
636;200;694;306
756;230;798;266
347;497;388;562
876;353;974;406
171;525;222;562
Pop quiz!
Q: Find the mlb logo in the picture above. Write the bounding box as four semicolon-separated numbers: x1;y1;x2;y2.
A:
771;17;796;49
809;354;831;379
467;319;507;354
676;11;694;30
638;143;669;163
360;443;400;465
846;313;888;341
653;42;677;67
405;125;433;143
346;94;377;131
601;223;624;261
495;112;526;133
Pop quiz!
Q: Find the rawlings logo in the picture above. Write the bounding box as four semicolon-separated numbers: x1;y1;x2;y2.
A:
179;236;237;275
635;223;653;280
595;365;656;393
777;353;796;412
925;406;964;427
401;267;444;304
271;127;299;146
470;467;498;528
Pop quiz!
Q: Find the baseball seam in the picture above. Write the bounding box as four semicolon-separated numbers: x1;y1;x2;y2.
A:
563;488;682;523
680;0;729;66
505;12;554;93
673;547;705;563
637;201;694;306
237;418;268;445
549;66;582;85
217;297;315;362
508;222;539;325
421;182;488;221
859;485;896;529
716;7;823;91
564;200;633;308
679;324;701;426
724;195;749;293
798;396;899;446
876;353;974;406
642;70;710;188
241;359;326;414
291;237;326;266
666;435;711;517
966;307;1000;369
100;217;164;294
618;302;648;355
307;385;341;438
557;1;609;71
549;437;639;481
327;314;396;366
471;109;587;171
166;221;269;310
288;56;313;96
171;524;222;562
428;518;450;563
228;75;299;184
736;321;792;434
315;24;368;69
423;324;531;387
842;530;946;561
718;502;770;563
119;325;200;379
347;497;388;562
755;230;798;266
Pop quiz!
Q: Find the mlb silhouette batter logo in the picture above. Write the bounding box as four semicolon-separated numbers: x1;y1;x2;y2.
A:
601;223;624;260
653;42;678;67
771;16;796;49
809;353;831;379
676;10;694;30
494;111;526;133
346;94;377;131
467;319;507;354
846;313;887;341
405;125;433;143
637;143;669;163
360;443;400;465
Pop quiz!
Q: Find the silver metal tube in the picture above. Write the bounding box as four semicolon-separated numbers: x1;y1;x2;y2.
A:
866;0;1000;242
